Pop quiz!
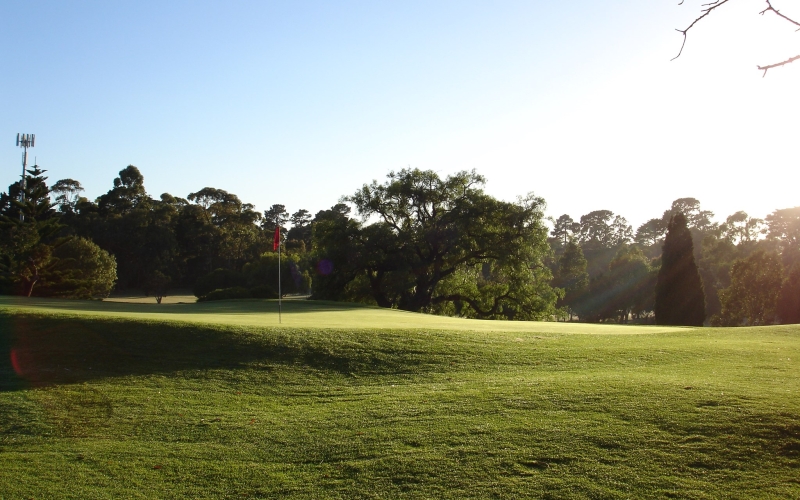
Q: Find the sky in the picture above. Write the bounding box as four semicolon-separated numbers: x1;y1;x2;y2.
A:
2;0;798;231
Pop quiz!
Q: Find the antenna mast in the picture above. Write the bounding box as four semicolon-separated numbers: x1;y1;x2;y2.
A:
15;133;35;221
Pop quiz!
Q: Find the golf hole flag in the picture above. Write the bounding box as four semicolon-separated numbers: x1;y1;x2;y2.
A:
273;226;280;251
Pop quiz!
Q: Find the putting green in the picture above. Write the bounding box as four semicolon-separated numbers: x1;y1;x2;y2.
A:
0;295;686;334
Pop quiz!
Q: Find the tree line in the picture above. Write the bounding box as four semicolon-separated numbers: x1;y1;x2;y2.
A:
548;199;800;326
1;164;798;325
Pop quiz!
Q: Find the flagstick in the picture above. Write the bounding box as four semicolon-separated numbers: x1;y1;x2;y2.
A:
278;231;282;324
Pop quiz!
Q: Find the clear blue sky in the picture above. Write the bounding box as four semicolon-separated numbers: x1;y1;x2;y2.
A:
2;0;797;229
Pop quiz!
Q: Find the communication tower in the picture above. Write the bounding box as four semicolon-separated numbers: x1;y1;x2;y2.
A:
16;133;35;220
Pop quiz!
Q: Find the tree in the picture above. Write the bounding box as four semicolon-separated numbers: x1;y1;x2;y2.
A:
765;206;800;270
716;251;783;326
0;166;117;299
607;246;654;323
635;218;667;248
697;234;738;319
578;210;615;248
664;198;716;234
287;209;312;249
50;179;84;214
778;266;800;324
185;187;266;274
553;240;589;320
96;165;148;214
655;212;706;326
242;252;311;297
290;209;312;228
320;169;559;319
263;204;289;230
609;215;633;247
0;165;64;296
309;204;364;302
674;0;800;76
721;211;765;245
143;270;171;304
35;237;117;299
550;214;578;247
574;245;654;323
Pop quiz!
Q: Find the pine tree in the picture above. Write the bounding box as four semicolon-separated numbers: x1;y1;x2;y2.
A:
0;166;117;298
655;212;706;326
0;165;63;296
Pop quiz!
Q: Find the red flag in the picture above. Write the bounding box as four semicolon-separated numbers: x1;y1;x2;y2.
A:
273;226;280;251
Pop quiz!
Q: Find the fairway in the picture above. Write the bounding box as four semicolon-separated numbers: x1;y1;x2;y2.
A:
1;298;799;499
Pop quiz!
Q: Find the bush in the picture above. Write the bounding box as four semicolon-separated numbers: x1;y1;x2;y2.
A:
249;285;278;299
242;252;311;296
36;237;117;299
193;269;246;298
197;286;252;302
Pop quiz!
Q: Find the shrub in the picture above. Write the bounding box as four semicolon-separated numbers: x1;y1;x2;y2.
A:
197;286;252;302
193;269;245;298
249;285;278;299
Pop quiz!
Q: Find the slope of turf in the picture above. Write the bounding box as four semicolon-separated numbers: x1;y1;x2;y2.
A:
0;295;684;334
1;301;798;498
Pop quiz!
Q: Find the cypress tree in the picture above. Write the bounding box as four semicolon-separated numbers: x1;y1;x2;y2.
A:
655;212;706;326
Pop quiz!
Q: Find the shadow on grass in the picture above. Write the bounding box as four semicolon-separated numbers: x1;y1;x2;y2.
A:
0;312;441;392
0;296;376;316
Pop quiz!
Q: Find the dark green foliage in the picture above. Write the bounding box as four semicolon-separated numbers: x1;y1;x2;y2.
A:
697;235;737;320
634;218;666;248
143;269;171;304
655;213;706;326
96;165;148;214
35;237;117;299
606;246;655;322
192;268;246;298
550;214;578;248
0;166;65;296
716;251;784;326
196;286;253;301
50;179;84;214
766;206;800;272
249;285;278;299
316;169;559;319
242;252;311;296
778;266;800;324
309;206;364;302
574;246;655;323
193;253;311;300
663;198;717;234
287;208;312;248
553;240;588;320
578;210;615;248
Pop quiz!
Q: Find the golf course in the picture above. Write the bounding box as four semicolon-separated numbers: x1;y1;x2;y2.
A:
1;296;798;498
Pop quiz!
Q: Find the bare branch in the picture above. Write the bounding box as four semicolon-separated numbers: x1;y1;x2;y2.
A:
760;0;800;29
675;0;800;75
672;0;732;61
757;53;800;76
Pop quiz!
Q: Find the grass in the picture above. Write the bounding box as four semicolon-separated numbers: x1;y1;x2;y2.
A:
0;295;684;334
1;297;798;499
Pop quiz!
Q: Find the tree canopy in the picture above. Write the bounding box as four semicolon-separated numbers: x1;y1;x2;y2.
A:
313;169;559;319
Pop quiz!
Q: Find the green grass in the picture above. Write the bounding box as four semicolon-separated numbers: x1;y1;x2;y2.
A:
1;298;798;499
0;295;684;334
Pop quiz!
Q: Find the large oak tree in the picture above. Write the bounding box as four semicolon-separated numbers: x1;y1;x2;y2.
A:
313;169;559;320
